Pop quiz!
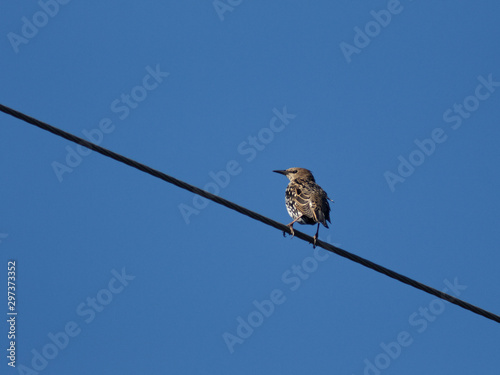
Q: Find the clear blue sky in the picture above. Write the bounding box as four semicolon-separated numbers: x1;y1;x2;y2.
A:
2;1;500;374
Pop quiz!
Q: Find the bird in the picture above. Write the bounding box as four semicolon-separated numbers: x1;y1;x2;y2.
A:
273;168;333;248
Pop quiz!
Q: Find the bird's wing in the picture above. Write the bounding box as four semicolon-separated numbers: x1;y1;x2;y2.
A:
288;181;331;226
298;181;331;226
309;189;331;227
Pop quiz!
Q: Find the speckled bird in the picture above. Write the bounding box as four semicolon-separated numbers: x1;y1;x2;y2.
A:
273;168;333;247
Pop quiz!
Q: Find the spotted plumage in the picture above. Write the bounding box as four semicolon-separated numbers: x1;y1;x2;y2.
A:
273;168;333;247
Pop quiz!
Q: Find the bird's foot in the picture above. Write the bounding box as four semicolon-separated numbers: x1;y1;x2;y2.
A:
287;224;295;238
312;235;318;249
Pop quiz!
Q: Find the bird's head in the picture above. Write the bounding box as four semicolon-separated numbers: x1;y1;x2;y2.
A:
273;168;315;182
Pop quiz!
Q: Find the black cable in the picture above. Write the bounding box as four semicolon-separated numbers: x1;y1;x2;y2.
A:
2;103;499;325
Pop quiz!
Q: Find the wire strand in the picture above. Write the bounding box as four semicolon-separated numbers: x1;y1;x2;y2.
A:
2;103;499;324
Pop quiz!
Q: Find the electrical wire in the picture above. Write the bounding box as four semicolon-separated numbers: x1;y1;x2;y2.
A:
1;103;499;325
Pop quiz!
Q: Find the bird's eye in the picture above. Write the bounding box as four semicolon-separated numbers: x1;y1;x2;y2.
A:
292;170;297;173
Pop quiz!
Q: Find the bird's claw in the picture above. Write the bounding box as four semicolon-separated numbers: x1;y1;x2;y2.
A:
312;235;318;249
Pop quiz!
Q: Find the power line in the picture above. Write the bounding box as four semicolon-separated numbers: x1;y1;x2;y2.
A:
2;102;500;325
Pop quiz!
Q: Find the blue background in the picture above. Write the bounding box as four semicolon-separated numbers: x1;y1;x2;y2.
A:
1;1;500;374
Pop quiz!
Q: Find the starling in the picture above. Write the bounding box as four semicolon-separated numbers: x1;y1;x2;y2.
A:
273;168;333;247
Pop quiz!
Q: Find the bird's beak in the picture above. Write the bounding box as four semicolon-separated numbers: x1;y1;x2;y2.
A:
273;170;287;175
